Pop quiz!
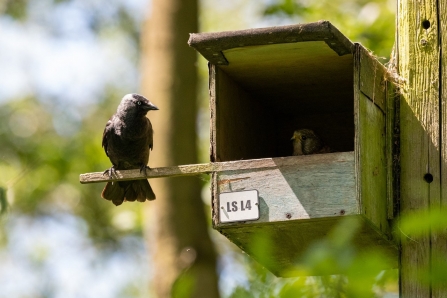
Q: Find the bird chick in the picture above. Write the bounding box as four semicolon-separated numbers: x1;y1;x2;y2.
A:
291;129;331;156
101;93;158;206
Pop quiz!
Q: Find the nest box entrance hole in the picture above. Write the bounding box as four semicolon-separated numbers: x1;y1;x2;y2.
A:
212;41;355;162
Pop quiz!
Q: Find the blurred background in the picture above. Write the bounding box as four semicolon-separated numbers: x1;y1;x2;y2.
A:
0;0;397;297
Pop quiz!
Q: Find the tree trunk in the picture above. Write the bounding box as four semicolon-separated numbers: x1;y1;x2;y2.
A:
397;0;447;296
140;0;220;297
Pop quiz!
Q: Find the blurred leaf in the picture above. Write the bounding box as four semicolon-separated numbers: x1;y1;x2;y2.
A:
172;271;196;298
3;0;28;20
229;286;255;298
262;0;395;59
398;208;447;237
264;0;307;16
416;252;447;288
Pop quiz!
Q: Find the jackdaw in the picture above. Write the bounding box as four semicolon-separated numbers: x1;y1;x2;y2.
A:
101;93;158;206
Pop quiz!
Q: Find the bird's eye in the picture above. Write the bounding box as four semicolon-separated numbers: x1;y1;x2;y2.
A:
137;101;142;105
301;135;307;141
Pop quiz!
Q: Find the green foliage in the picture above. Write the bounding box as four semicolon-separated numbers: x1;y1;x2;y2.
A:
0;92;146;245
263;0;395;59
264;0;308;17
2;0;29;20
397;209;447;288
398;208;447;237
227;217;398;297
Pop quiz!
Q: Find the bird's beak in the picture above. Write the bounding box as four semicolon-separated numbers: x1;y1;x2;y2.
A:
290;136;295;141
144;102;159;111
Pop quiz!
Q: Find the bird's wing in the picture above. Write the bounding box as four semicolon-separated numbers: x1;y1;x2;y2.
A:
102;119;113;156
147;118;154;151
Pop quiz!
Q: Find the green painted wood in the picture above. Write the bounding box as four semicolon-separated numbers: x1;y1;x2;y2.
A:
358;47;387;112
357;92;389;234
437;2;447;297
397;0;443;296
354;45;392;239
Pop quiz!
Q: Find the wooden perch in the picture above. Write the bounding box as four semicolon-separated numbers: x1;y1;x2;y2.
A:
80;157;280;184
79;153;349;184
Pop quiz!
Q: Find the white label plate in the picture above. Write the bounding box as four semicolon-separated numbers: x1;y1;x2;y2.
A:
219;190;259;223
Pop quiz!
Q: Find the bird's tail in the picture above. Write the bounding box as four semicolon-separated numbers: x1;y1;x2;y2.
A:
101;180;156;206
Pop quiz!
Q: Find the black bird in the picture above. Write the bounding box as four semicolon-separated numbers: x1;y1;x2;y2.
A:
291;129;331;156
101;93;158;206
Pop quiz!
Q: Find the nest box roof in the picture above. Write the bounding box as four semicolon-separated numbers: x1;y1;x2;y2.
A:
188;20;354;65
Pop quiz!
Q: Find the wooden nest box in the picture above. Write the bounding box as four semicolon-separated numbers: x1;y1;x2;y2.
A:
189;21;399;276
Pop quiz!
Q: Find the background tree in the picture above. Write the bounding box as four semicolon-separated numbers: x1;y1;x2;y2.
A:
141;0;220;296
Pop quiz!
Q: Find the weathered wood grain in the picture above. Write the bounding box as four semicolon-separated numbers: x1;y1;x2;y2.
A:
220;41;354;116
213;65;274;161
188;21;353;65
359;45;387;112
354;45;392;242
355;45;391;239
434;1;447;297
386;79;399;220
397;0;442;296
214;151;356;226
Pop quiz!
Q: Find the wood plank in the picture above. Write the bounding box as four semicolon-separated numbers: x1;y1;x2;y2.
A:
359;45;387;112
209;64;217;162
433;1;447;297
79;152;353;184
397;0;441;296
355;44;392;239
214;152;356;225
188;21;353;65
214;66;274;161
357;92;389;236
386;80;400;219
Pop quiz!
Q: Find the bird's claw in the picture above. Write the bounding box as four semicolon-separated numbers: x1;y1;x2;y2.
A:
103;166;117;179
140;165;151;177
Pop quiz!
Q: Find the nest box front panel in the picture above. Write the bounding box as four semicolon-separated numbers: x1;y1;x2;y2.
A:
213;152;356;227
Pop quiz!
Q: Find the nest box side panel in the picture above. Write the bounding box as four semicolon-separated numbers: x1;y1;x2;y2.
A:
354;44;392;239
385;79;400;219
209;64;274;162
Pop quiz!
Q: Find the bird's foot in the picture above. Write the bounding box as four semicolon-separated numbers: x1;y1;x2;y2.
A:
103;166;117;179
140;164;151;177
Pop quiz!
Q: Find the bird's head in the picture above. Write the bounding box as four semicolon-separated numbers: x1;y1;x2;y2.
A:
291;128;323;155
118;93;159;117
